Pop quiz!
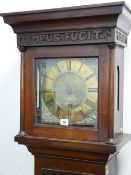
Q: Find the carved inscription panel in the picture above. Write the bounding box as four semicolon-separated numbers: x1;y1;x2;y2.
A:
115;29;127;45
17;28;112;46
17;28;127;47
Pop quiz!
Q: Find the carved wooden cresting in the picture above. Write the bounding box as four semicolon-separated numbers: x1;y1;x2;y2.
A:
1;2;131;175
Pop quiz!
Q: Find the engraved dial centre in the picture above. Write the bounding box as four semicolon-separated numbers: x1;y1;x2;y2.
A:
53;71;87;108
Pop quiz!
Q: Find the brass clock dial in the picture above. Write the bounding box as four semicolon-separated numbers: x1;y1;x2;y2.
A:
36;58;98;127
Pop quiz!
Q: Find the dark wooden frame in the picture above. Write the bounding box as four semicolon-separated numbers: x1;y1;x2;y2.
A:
21;45;109;142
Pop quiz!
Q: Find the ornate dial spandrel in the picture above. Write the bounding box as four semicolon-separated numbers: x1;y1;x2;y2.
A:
35;57;98;128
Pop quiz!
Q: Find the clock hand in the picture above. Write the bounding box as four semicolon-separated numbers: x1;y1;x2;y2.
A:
67;104;72;124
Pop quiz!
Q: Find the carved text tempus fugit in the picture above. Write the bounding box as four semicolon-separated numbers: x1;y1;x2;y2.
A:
17;29;112;46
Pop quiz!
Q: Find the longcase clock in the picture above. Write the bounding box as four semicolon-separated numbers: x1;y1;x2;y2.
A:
1;1;131;175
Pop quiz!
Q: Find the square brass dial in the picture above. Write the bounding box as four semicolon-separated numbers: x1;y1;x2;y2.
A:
35;58;98;128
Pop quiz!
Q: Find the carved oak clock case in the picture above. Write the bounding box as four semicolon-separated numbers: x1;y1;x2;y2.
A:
1;2;131;175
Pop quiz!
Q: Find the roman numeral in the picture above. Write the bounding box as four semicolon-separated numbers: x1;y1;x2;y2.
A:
55;64;61;73
43;73;54;80
46;98;54;107
85;98;96;109
85;72;96;81
66;60;71;70
46;75;54;80
78;63;83;72
88;88;98;92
